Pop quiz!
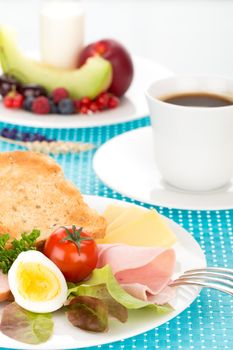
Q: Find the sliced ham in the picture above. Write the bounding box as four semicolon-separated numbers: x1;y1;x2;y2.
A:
97;244;176;304
122;284;176;305
0;271;11;302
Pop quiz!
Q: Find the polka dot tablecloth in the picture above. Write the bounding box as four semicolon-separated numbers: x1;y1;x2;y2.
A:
0;116;233;350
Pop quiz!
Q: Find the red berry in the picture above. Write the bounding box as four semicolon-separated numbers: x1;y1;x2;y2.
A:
3;95;13;108
52;87;69;104
73;99;81;113
89;102;99;113
96;92;110;109
108;95;119;109
12;94;24;109
80;96;91;107
80;106;89;114
3;92;24;109
32;96;51;114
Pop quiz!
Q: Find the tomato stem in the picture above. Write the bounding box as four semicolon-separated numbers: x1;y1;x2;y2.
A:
60;225;93;254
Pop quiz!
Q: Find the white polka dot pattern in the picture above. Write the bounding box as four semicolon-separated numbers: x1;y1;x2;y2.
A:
0;117;232;350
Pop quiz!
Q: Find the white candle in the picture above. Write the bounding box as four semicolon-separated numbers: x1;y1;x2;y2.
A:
40;0;85;69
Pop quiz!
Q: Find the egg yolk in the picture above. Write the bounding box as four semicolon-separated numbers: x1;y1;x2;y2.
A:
17;262;61;301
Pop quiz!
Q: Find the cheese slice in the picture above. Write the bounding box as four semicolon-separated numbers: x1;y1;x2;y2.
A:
102;209;177;247
103;204;127;225
107;206;145;234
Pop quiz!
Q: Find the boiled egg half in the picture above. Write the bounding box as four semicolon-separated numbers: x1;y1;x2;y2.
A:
8;250;67;313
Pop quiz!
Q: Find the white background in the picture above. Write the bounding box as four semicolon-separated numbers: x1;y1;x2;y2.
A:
0;0;232;77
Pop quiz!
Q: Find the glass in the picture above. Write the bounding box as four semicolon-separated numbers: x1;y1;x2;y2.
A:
40;0;85;69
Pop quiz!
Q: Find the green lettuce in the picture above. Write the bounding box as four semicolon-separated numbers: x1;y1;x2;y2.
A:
68;265;173;313
0;302;54;345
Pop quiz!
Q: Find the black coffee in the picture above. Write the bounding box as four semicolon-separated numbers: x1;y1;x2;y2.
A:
161;92;233;107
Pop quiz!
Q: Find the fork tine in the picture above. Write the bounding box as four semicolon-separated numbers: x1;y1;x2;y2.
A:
182;271;233;282
170;267;233;297
184;267;233;275
177;275;233;288
170;279;233;297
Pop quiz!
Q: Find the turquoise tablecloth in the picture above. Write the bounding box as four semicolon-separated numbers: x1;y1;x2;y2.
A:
0;116;233;350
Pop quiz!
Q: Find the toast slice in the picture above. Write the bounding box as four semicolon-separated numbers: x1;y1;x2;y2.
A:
0;151;106;242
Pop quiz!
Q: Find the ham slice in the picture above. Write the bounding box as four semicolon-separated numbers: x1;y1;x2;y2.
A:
97;244;176;304
0;271;11;302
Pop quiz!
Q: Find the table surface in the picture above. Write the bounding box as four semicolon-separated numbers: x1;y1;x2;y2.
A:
0;115;232;350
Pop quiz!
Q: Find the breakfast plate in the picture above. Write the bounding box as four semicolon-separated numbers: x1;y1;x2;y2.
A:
93;127;233;210
0;194;206;350
0;56;172;129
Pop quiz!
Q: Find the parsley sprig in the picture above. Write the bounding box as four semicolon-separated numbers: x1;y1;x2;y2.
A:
0;229;40;274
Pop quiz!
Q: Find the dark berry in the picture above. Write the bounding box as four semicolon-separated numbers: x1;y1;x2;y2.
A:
27;133;37;142
58;98;75;114
1;128;19;140
21;84;47;98
2;128;17;139
32;96;51;114
0;75;19;86
23;96;35;111
22;132;31;142
36;134;47;141
0;82;13;97
29;133;46;142
52;87;69;104
1;128;9;138
0;127;52;143
8;128;18;139
0;75;21;96
49;99;59;114
29;133;39;141
37;135;46;141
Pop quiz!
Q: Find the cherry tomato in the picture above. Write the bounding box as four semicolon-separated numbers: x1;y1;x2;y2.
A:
43;225;98;283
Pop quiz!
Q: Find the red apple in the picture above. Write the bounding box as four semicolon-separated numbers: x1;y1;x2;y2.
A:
78;39;134;97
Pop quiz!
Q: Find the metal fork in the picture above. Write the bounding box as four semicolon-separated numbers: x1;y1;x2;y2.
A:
170;267;233;296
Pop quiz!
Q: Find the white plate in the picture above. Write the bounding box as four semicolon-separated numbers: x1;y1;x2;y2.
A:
93;127;233;210
0;56;172;129
0;195;206;350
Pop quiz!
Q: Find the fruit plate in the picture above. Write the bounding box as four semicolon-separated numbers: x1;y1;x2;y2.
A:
0;56;172;129
0;195;206;350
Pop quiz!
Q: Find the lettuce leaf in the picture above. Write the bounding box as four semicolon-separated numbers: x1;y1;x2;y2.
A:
68;283;128;323
0;302;53;345
66;296;108;332
68;265;173;314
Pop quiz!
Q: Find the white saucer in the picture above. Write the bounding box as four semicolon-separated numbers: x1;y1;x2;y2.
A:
0;56;172;128
93;127;233;210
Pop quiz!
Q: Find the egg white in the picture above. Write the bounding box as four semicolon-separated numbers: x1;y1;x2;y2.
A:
8;250;68;313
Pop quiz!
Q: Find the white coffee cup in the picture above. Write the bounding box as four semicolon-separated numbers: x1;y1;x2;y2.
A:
145;76;233;192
